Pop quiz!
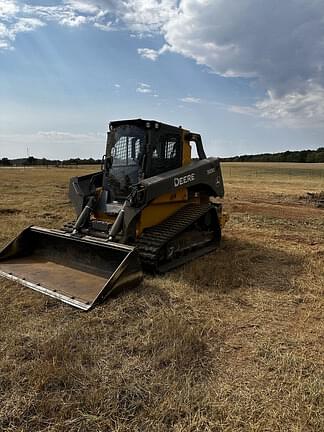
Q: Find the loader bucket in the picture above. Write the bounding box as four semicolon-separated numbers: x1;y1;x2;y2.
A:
0;226;143;310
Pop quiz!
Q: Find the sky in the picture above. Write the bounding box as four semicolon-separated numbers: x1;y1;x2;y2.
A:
0;0;324;159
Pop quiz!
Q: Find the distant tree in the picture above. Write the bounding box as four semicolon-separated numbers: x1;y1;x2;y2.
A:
314;151;324;163
222;147;324;163
26;156;36;165
1;157;11;166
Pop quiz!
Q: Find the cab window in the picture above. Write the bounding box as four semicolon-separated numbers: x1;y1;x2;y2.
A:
150;134;181;175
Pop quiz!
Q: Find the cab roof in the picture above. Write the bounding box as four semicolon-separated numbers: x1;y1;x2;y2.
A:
109;119;184;133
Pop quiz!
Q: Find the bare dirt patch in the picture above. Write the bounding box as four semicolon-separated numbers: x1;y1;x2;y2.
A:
300;191;324;208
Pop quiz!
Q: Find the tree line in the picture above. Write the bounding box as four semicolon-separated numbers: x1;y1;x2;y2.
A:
2;147;324;166
0;157;102;166
222;147;324;163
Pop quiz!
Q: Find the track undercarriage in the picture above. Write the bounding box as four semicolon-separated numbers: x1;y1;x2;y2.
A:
63;202;221;274
137;203;221;273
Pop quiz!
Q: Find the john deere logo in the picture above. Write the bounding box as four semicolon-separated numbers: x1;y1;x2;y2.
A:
174;173;196;187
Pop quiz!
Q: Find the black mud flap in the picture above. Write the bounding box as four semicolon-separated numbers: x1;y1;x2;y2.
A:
0;226;143;310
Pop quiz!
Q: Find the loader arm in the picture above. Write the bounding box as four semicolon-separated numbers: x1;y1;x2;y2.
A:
135;157;224;204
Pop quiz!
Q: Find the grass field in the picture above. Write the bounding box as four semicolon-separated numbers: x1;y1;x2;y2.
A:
0;163;323;431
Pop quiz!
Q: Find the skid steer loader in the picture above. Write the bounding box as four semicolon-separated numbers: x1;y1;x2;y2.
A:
0;119;226;310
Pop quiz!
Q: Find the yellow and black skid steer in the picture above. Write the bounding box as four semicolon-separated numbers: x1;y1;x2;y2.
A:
0;119;226;310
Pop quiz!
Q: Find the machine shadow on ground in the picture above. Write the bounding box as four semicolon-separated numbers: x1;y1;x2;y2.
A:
166;236;303;295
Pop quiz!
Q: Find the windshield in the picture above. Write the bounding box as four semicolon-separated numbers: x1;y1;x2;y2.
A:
108;125;145;167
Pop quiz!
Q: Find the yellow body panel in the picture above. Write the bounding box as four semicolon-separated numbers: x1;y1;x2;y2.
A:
182;130;192;166
136;188;189;236
150;187;188;204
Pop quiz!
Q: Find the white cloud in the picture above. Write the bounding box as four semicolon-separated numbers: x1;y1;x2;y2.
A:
114;83;120;88
138;44;169;60
0;0;18;18
0;22;10;39
0;39;10;49
27;2;98;27
256;85;324;128
60;14;87;27
180;96;202;104
138;47;159;61
161;1;324;96
230;84;324;128
98;0;177;34
136;82;152;93
37;130;103;140
228;104;257;117
12;17;45;33
94;21;113;31
0;13;45;50
0;1;176;49
0;0;178;49
0;0;113;48
139;0;324;127
66;1;100;15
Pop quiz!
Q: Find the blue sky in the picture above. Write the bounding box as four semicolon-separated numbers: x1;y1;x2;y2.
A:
1;0;324;159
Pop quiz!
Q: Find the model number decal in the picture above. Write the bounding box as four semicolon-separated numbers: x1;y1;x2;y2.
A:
174;173;196;187
207;168;215;175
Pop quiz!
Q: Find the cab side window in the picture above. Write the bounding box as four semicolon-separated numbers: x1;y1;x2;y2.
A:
165;137;177;160
151;134;181;176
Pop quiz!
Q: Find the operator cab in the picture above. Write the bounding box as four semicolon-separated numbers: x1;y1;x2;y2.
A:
104;119;183;201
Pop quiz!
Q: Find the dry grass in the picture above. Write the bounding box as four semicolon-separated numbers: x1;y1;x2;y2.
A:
0;163;323;431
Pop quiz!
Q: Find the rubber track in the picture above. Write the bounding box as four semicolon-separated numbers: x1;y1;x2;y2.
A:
137;203;213;271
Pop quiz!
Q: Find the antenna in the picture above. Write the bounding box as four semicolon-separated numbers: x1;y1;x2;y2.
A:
27;146;30;158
